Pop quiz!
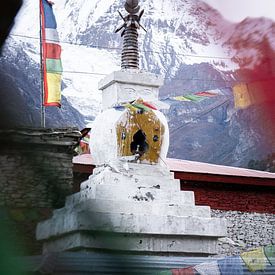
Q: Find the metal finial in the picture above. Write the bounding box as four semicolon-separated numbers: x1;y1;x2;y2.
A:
115;0;146;70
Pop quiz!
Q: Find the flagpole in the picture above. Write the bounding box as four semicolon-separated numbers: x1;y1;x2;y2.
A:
39;0;46;128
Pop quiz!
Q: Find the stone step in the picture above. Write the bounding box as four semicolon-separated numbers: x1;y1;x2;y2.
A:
42;231;219;255
37;211;227;241
53;199;211;219
91;162;175;180
80;173;181;192
65;184;195;206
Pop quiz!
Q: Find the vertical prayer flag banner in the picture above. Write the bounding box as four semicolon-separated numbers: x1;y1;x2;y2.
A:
40;0;62;107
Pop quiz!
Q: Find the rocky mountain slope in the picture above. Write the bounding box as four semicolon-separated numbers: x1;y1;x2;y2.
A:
0;37;85;128
0;0;274;167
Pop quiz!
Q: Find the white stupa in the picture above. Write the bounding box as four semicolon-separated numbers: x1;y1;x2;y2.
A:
36;0;226;255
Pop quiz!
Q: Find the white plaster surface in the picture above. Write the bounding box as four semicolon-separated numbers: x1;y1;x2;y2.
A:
153;110;169;165
99;70;164;110
42;232;219;255
53;200;211;218
37;210;226;240
99;70;164;90
101;82;160;110
89;108;122;165
36;162;227;255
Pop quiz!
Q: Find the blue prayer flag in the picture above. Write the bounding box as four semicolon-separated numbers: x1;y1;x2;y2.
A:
42;0;57;29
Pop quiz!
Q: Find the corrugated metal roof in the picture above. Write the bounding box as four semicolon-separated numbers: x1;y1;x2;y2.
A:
21;252;275;274
73;154;275;180
167;158;275;179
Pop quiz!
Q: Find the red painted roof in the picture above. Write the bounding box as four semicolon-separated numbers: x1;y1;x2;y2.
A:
73;154;275;180
73;154;95;166
167;158;275;179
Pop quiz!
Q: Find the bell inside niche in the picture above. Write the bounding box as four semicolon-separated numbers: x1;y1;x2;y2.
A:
130;130;149;159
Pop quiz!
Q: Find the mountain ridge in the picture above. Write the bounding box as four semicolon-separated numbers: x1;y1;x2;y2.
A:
1;0;274;167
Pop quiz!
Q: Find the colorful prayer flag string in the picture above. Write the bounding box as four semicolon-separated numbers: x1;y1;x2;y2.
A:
171;90;219;102
149;245;275;275
113;100;158;113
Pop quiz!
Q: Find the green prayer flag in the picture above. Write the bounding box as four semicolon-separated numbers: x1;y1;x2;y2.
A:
46;58;63;74
173;96;191;101
183;94;205;101
264;245;275;265
132;103;151;112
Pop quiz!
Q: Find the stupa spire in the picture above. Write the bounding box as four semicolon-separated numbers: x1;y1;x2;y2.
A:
115;0;146;70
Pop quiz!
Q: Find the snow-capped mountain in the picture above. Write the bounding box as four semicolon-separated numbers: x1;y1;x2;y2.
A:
8;0;238;117
1;0;274;167
0;36;85;128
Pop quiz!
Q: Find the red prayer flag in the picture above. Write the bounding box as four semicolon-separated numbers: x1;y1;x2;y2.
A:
142;101;158;110
172;266;196;275
195;91;218;97
45;43;61;59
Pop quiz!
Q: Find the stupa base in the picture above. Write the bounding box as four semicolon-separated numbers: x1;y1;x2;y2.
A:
36;161;226;255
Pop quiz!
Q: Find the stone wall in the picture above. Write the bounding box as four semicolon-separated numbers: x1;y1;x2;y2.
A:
0;151;75;208
0;128;81;254
181;179;275;256
212;210;275;256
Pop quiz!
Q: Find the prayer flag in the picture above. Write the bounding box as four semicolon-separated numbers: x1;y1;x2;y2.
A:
170;89;221;102
233;83;252;109
217;256;244;275
45;43;61;59
195;91;218;97
132;103;151;112
240;247;268;272
172;96;192;101
194;261;220;275
172;266;196;274
264;245;275;265
183;94;206;102
142;101;158;110
40;0;62;107
124;103;138;112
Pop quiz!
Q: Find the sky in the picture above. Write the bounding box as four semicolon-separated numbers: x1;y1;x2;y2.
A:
203;0;275;22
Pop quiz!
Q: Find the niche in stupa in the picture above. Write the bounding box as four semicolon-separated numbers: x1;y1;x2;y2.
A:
116;99;165;164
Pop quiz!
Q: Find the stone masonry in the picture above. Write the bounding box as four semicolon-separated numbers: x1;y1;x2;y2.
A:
0;128;81;254
213;210;275;256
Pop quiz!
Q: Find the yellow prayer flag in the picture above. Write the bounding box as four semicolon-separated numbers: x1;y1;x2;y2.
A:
124;103;138;113
44;72;61;106
240;247;268;272
173;96;191;101
233;83;252;109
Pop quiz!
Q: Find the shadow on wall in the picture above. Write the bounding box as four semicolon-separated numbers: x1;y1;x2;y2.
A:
0;0;23;128
0;0;26;272
0;2;33;273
